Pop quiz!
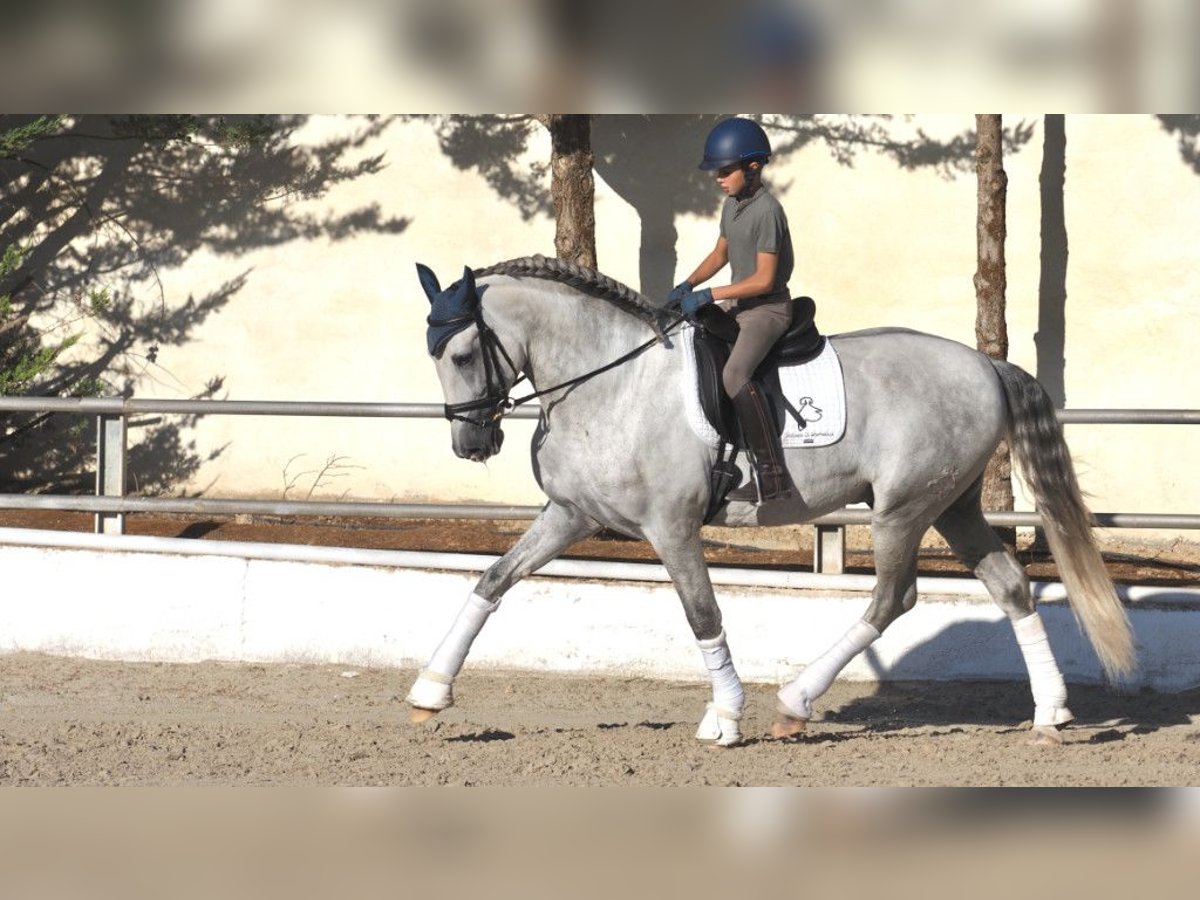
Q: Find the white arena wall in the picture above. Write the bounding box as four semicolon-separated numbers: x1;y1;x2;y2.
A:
3;529;1198;693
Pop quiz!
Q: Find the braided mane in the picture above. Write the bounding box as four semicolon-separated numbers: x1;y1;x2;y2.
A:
474;254;668;340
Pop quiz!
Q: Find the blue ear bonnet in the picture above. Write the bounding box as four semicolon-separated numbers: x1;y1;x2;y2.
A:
419;264;479;358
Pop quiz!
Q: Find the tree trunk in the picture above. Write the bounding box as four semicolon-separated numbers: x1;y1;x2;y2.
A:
973;114;1016;547
541;115;597;269
1035;114;1067;410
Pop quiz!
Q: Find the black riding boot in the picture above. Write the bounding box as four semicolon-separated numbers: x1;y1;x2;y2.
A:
727;381;794;503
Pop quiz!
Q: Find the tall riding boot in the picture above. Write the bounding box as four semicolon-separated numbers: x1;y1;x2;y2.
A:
728;381;794;503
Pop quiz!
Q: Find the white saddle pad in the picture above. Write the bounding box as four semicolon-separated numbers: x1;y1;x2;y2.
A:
681;324;847;449
777;338;846;447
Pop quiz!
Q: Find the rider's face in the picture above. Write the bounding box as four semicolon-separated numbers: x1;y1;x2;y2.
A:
715;162;758;196
715;163;744;195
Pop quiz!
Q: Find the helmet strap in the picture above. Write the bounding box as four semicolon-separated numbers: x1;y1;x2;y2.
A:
736;162;763;201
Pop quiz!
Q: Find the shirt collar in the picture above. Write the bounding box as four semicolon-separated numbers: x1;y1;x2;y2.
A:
732;184;766;216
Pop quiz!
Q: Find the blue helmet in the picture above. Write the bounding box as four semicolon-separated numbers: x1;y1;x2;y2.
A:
698;117;771;171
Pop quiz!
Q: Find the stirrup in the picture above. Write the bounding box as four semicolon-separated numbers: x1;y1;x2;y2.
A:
726;481;759;503
760;474;794;502
728;462;793;504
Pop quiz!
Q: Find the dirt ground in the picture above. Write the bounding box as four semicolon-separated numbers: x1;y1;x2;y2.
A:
1;652;1197;786
1;510;1197;786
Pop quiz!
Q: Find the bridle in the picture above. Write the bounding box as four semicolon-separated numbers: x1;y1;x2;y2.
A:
435;304;684;429
434;302;524;427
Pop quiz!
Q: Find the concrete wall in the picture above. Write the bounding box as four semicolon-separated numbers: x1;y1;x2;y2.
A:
58;115;1200;540
3;530;1198;691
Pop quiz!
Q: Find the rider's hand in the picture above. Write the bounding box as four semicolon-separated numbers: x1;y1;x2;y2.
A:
680;288;714;316
666;280;692;309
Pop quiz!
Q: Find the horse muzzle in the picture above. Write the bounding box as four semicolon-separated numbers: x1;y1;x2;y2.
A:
452;420;505;462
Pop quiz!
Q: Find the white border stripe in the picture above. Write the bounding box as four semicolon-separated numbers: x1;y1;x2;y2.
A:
1;529;1197;691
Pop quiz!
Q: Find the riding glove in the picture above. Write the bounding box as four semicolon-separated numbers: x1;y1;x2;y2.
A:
666;280;693;309
680;288;714;316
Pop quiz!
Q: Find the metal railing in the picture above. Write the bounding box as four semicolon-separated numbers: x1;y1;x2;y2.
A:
1;397;1197;573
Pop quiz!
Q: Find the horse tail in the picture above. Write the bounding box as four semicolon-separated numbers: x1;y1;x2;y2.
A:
991;359;1136;681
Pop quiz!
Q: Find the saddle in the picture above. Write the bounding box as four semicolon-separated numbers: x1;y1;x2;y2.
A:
690;296;825;447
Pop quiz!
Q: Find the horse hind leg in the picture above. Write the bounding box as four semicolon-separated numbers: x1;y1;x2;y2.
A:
406;502;600;722
933;484;1072;744
772;519;921;737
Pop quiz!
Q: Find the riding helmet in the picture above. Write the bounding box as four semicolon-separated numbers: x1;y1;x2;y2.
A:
698;117;772;171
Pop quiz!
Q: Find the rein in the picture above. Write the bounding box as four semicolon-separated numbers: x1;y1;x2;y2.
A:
441;308;686;426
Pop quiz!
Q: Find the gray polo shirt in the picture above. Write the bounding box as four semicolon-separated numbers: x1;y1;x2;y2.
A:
719;186;794;305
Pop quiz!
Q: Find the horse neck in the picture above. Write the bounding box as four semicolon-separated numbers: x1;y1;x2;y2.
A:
485;278;656;390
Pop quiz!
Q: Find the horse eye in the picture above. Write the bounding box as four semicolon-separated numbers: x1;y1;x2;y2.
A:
451;352;474;368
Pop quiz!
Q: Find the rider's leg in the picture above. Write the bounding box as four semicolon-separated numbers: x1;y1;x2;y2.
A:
727;382;793;502
723;299;795;503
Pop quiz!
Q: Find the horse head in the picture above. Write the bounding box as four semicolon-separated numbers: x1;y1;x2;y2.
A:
418;262;516;462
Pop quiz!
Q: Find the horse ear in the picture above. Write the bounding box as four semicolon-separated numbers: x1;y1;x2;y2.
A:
415;263;441;303
461;266;479;309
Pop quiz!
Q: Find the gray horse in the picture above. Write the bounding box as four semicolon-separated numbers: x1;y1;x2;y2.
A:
407;255;1134;746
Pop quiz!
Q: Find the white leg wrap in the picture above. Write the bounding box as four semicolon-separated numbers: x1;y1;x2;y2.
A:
695;631;744;746
777;620;880;720
406;670;454;712
405;592;499;711
1013;612;1072;728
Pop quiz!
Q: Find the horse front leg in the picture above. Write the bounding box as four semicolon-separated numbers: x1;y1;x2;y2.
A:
406;501;600;722
647;526;745;747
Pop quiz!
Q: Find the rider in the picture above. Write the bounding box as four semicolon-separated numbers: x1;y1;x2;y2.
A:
668;117;796;503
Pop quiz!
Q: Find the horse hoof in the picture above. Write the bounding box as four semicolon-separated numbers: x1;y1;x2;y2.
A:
770;714;808;739
409;707;439;725
695;704;743;746
1028;725;1065;747
697;730;743;748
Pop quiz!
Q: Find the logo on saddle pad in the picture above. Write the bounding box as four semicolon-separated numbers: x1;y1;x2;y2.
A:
796;397;823;426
